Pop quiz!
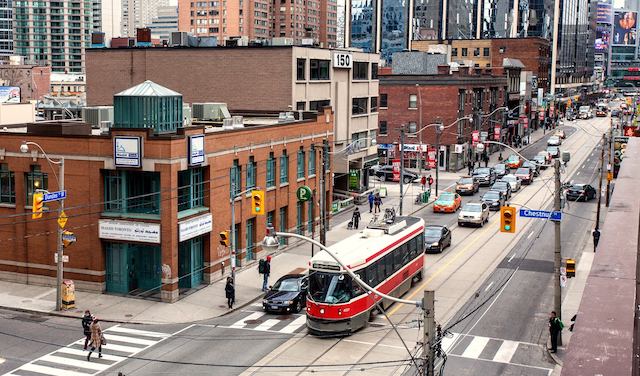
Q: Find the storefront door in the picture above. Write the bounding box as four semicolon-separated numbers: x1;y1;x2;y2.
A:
105;243;128;294
105;242;161;295
178;237;204;289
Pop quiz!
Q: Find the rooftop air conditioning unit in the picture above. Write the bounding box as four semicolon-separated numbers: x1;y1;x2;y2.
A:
192;103;231;121
271;37;294;46
82;106;113;129
170;31;189;47
100;120;112;134
222;118;234;130
232;115;244;128
183;104;192;127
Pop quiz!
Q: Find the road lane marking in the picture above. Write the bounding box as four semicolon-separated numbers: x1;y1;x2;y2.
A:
342;339;406;350
15;363;90;376
38;354;109;371
280;315;306;334
461;336;490;358
102;334;156;346
105;326;170;338
527;231;534;239
229;312;263;329
484;281;494;292
507;254;516;263
492;340;519;363
254;319;281;332
441;332;460;352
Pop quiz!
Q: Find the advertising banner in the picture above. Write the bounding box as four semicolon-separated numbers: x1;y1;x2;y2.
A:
0;86;20;103
392;159;400;182
613;11;637;45
494;125;501;139
595;26;610;51
472;130;480;145
427;147;436;169
597;2;613;24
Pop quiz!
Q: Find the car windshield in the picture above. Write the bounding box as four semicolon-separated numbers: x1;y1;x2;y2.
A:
437;193;454;202
425;227;443;236
507;155;519;161
503;175;516;182
493;182;507;188
462;204;482;212
516;168;530;175
308;271;352;304
272;277;301;292
571;184;585;190
495;164;506;171
458;178;474;184
474;168;490;174
484;191;500;199
547;147;558;152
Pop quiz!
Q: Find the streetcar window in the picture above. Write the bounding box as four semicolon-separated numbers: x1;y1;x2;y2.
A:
402;242;410;265
409;237;418;259
365;264;377;286
394;246;403;271
384;253;394;276
352;272;365;296
418;233;424;252
308;271;353;304
377;259;385;284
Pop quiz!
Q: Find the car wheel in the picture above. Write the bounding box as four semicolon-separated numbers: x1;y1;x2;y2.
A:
294;300;303;313
458;222;464;227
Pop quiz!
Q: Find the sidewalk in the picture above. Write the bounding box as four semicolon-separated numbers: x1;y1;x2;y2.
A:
0;126;556;325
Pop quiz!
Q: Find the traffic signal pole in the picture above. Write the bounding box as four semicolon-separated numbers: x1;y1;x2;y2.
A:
56;158;64;312
553;158;562;346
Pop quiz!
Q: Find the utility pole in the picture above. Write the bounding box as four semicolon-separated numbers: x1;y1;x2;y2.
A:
423;290;436;376
606;124;613;207
320;139;328;245
553;158;562;345
230;179;237;283
399;126;405;215
595;134;605;246
435;122;442;196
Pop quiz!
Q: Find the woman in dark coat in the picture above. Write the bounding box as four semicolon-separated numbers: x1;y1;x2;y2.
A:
225;277;235;309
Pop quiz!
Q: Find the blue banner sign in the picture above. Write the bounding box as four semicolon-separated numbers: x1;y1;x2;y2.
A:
519;208;562;221
43;190;67;202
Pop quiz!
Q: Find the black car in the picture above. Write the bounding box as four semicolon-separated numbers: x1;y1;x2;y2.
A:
424;225;452;253
472;167;497;186
375;166;419;183
522;161;540;177
494;163;509;179
262;274;308;313
566;184;597;201
490;181;512;200
481;190;505;211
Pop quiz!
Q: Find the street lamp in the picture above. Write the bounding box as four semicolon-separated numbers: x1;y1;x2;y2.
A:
20;141;65;311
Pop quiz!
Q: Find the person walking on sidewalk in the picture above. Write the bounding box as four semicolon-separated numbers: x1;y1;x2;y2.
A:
82;310;93;350
483;153;489;167
427;175;434;191
420;175;427;191
548;311;564;353
374;193;382;213
352;207;361;229
368;192;374;213
225;277;235;308
467;160;474;175
86;318;103;361
259;256;271;292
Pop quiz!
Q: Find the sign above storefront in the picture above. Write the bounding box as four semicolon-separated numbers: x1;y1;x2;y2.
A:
114;136;142;168
188;135;205;166
178;213;212;242
99;219;160;243
401;144;428;152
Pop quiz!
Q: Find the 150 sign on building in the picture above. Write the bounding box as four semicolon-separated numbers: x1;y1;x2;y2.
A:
333;53;353;69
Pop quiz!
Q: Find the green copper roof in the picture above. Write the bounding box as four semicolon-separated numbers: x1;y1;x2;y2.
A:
115;80;182;97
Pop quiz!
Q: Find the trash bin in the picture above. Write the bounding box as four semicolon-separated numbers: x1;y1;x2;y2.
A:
379;187;388;198
421;190;431;203
566;259;576;278
61;280;75;310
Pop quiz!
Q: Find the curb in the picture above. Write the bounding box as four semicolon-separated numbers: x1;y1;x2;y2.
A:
547;347;564;366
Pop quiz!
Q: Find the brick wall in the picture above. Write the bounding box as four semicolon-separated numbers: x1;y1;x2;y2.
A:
490;38;551;91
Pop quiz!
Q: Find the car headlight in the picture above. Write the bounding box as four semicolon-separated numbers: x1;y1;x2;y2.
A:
263;299;269;304
431;242;440;247
287;300;294;305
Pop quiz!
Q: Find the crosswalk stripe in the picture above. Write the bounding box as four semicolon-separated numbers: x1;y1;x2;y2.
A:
105;326;170;338
230;312;264;329
55;347;125;362
103;333;157;346
440;333;460;353
280;315;306;334
254;319;281;331
492;340;519;363
97;342;145;354
39;355;109;371
461;336;490;359
17;363;90;376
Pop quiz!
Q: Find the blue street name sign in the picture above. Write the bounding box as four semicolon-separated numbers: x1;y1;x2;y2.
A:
43;190;67;202
519;208;562;221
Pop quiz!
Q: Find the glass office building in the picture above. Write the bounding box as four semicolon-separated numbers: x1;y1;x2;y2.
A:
413;0;442;40
351;0;378;52
380;0;409;61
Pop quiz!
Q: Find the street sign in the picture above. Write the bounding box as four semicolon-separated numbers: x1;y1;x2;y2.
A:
519;208;562;221
57;211;68;229
296;186;312;202
560;274;567;288
43;190;67;202
54;254;69;263
62;231;76;248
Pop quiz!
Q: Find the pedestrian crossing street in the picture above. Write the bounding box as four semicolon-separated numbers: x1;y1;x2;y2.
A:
219;303;307;334
3;325;170;376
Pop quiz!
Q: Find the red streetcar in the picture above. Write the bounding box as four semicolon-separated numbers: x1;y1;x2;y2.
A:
306;213;425;335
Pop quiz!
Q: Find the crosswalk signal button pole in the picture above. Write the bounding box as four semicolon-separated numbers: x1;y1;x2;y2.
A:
251;190;265;215
32;192;44;219
219;230;230;246
500;206;516;233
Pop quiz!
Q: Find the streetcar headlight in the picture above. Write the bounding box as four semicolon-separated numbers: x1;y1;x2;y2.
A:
320;308;325;314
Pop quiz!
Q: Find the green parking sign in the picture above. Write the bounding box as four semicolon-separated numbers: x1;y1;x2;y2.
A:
296;186;312;202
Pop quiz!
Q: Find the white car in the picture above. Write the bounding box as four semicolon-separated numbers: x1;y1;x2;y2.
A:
500;174;522;192
458;202;490;227
547;135;561;146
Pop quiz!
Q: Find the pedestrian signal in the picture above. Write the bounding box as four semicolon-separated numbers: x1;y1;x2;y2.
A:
251;190;265;215
32;192;44;219
500;206;516;233
219;230;230;246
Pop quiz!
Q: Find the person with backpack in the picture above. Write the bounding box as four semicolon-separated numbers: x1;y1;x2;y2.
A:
548;310;564;353
225;277;235;308
82;310;93;350
374;193;382;213
352;207;361;229
259;256;271;292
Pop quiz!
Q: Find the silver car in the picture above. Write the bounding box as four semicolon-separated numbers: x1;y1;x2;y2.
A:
458;202;490;227
500;174;521;192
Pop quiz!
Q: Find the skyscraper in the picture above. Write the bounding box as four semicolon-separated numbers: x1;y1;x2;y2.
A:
0;0;12;59
121;0;169;37
97;0;123;43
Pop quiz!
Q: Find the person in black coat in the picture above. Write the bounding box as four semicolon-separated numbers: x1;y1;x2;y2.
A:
82;310;93;350
548;311;563;353
225;277;235;309
352;207;361;229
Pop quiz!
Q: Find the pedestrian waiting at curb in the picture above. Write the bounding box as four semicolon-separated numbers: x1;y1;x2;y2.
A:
225;277;235;308
368;191;374;213
258;256;271;292
548;311;564;353
427;175;434;191
82;310;93;350
86;318;104;361
420;175;427;191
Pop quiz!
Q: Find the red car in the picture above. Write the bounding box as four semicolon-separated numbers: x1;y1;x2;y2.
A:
515;167;534;184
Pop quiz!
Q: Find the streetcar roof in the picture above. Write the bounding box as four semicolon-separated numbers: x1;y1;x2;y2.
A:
310;216;424;271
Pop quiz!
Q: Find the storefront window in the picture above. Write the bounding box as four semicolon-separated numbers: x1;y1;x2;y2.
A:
178;167;205;212
103;170;160;215
0;164;15;204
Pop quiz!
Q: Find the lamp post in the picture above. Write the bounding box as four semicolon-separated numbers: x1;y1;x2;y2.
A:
20;141;65;311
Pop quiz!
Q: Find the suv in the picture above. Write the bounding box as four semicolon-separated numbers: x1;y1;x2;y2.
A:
472;167;496;186
375;166;419;183
455;176;479;195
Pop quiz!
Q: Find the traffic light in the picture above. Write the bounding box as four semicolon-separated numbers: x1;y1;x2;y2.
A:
32;192;44;219
219;230;230;247
500;206;516;233
251;190;265;215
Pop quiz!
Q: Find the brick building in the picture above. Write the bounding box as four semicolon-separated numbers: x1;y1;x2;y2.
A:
378;66;507;171
0;81;333;303
0;65;51;102
86;46;379;192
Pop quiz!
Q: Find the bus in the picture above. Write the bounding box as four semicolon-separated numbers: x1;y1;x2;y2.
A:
306;212;425;335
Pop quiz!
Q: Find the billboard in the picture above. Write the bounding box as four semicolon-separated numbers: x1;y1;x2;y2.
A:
595;26;610;51
0;86;20;103
597;2;613;24
613;11;637;45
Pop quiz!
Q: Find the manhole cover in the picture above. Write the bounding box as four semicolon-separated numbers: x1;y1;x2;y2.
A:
125;314;133;318
21;299;32;303
218;305;227;309
245;319;263;325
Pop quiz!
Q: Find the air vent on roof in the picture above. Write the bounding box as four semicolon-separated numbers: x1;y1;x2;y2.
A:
222;118;234;130
232;115;244;128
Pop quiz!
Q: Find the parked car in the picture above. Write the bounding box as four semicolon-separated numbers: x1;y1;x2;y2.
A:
554;129;566;139
375;166;419;183
472;167;497;186
491;181;512;200
262;274;308;313
499;174;521;192
522;161;540;177
481;190;505;211
423;225;452;253
433;192;462;213
547;135;561;146
565;110;576;121
537;150;552;164
493;163;509;179
505;154;523;169
515;167;534;184
458;202;490;227
565;183;597;201
455;176;479;195
546;146;560;158
532;155;548;169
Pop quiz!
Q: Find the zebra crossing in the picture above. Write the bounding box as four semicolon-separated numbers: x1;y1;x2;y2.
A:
220;304;307;334
3;325;170;376
442;332;548;367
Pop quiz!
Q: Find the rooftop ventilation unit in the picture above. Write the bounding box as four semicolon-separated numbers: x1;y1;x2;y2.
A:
82;106;113;129
222;118;234;130
278;112;296;123
192;103;231;121
232;115;244;128
183;104;192;127
99;120;112;135
170;32;189;47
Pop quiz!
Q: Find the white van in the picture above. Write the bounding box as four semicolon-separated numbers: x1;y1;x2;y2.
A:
578;106;592;119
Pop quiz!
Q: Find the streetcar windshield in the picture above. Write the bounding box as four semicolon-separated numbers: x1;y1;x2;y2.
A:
308;271;352;304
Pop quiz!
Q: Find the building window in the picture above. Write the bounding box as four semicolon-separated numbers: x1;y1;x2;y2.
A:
280;150;288;184
380;93;388;108
370;97;378;112
0;164;15;204
462;48;468;57
308;147;316;175
178;167;205;212
307;200;313;232
230;159;241;198
103;170;160;215
246;156;256;190
279;206;288;245
246;217;256;260
296;201;304;234
458;89;465;112
310;59;330;80
296;101;306;110
296;58;306;80
267;210;275;229
409;94;418;109
379;120;388;134
408;122;417;133
452;48;458;57
353;62;369;80
266;152;276;188
352;97;368;115
297;147;305;179
25;165;47;205
309;99;330;112
483;47;490;57
372;63;378;79
473;48;480;57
